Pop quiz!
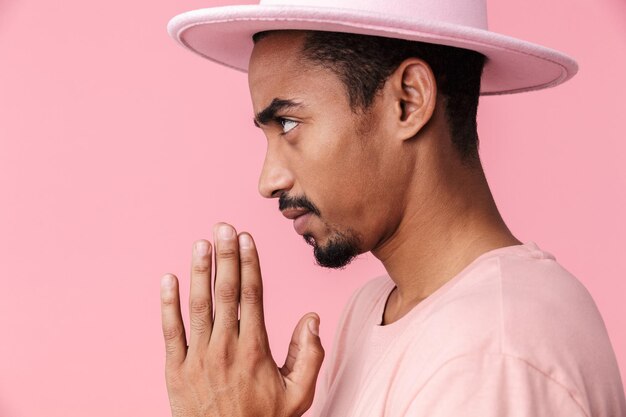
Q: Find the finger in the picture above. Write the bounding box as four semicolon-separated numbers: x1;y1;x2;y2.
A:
280;313;317;377
210;223;240;347
238;232;269;349
188;239;213;357
283;314;325;402
160;274;188;369
283;314;325;415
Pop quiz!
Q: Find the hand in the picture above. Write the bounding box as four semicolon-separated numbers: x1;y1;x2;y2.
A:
160;222;325;417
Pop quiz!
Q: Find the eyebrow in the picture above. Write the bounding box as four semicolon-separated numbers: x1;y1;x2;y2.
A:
253;98;304;128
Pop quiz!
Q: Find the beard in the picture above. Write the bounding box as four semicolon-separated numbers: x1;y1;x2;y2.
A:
303;228;362;269
278;192;362;268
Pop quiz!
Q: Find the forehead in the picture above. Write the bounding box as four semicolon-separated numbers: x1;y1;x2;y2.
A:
247;31;347;112
249;31;307;70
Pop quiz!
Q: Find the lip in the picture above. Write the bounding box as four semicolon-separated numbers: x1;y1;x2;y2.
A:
293;212;313;235
281;208;310;220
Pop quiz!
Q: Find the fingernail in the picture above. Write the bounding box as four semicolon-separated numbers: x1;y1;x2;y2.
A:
195;240;208;256
308;318;319;336
219;224;235;240
239;233;252;248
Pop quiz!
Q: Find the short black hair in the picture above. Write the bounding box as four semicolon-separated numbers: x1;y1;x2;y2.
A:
252;30;487;169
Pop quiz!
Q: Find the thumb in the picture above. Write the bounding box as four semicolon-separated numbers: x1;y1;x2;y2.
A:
281;313;325;410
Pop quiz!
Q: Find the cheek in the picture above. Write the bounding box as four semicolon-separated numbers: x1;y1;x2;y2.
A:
308;147;377;220
302;129;363;192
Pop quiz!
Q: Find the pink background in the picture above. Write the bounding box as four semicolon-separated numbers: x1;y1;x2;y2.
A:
1;0;625;415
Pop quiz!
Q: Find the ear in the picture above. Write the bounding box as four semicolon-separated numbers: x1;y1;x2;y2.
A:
387;58;437;141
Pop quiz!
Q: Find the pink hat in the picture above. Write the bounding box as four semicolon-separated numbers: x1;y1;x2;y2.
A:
167;0;578;95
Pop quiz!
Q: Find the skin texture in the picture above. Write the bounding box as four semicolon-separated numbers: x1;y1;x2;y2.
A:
160;30;522;417
248;31;521;324
161;223;324;417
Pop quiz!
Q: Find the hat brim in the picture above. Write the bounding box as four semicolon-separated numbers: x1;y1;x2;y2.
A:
167;5;578;95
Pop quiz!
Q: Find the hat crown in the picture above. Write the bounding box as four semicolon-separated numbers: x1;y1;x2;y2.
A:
259;0;488;29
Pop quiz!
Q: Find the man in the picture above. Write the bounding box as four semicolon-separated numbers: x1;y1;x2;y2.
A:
160;0;626;416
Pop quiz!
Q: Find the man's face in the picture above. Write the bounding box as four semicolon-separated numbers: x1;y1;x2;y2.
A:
248;31;409;269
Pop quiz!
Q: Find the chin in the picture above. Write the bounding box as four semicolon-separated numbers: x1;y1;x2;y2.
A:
303;229;362;269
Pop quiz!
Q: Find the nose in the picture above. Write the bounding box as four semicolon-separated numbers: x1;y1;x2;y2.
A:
258;145;295;199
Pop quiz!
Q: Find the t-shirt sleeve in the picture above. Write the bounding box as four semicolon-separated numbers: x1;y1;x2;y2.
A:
402;353;589;417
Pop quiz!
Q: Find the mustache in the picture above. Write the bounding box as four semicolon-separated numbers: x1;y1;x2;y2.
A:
278;193;321;217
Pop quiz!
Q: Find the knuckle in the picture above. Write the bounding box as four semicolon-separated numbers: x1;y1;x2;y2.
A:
288;339;301;355
239;255;257;269
184;356;207;377
162;325;184;342
241;285;262;304
245;342;263;358
216;283;238;303
217;247;238;261
285;349;297;366
189;298;211;315
211;345;234;368
241;342;265;366
313;343;326;360
161;295;178;307
192;262;210;275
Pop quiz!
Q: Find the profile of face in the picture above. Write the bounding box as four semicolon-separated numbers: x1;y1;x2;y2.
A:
247;31;432;269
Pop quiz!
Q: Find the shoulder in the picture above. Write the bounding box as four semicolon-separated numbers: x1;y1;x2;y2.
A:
498;245;597;316
426;245;626;415
432;245;616;368
426;244;608;357
391;248;626;416
496;249;611;358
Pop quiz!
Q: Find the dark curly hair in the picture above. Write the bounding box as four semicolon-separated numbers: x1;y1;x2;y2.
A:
252;30;487;169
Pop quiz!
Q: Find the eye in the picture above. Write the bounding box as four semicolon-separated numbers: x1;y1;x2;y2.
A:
278;118;299;135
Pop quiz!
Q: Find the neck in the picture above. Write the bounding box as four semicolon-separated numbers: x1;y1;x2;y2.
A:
371;159;521;325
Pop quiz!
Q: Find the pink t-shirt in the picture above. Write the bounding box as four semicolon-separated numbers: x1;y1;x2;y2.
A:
310;241;626;417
